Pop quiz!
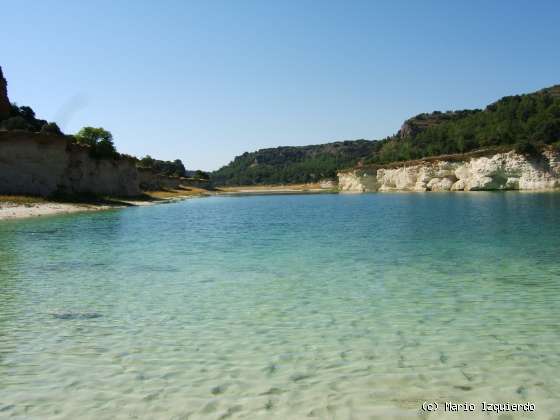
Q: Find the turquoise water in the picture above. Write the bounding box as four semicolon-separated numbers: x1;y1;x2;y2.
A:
1;193;560;419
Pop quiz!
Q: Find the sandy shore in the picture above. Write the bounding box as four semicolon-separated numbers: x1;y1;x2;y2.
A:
0;201;115;220
0;188;210;221
0;198;199;221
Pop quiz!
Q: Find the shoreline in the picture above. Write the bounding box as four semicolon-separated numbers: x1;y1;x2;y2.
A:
0;184;336;221
4;186;560;221
6;187;560;221
0;188;210;221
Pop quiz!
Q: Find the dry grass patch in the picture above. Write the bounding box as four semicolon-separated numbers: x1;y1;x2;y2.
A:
0;195;48;206
216;183;327;193
144;186;210;200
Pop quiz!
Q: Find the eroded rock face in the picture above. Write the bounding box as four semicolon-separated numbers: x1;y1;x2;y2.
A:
0;132;141;197
0;66;10;119
61;143;141;196
338;150;560;192
338;170;379;192
375;161;461;192
427;177;454;192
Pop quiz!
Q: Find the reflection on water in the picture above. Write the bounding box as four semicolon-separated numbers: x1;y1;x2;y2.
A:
0;193;559;419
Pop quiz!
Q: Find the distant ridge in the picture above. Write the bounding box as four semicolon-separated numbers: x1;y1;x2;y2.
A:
211;140;379;186
211;84;560;185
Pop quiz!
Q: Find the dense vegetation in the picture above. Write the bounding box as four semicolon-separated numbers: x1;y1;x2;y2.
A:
137;155;187;177
369;85;560;164
192;170;210;180
74;127;118;159
0;103;62;134
211;140;379;185
211;85;560;185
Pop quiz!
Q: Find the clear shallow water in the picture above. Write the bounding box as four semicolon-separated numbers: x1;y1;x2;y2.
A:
1;193;560;419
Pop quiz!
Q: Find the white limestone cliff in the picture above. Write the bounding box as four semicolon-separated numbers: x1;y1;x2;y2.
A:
338;150;560;192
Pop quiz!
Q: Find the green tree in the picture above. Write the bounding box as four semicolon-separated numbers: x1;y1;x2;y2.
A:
194;170;210;180
137;156;187;177
40;122;63;136
75;127;117;158
139;155;156;168
1;103;47;131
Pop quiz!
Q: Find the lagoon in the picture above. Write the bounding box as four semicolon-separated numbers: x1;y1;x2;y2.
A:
1;193;559;419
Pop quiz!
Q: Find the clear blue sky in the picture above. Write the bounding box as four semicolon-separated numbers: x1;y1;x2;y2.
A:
3;1;559;170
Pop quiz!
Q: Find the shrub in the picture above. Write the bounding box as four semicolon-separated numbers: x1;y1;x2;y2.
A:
5;104;46;131
194;170;210;180
139;155;156;168
40;122;63;136
137;156;187;177
1;116;29;130
514;140;539;156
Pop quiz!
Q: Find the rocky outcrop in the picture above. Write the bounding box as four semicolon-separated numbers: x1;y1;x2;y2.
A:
138;168;183;191
0;66;10;120
0;132;141;197
138;168;211;191
338;150;560;192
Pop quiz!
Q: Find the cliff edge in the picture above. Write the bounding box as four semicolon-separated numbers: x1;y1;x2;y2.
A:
0;132;141;197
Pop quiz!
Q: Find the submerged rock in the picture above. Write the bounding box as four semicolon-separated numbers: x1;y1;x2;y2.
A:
51;312;102;320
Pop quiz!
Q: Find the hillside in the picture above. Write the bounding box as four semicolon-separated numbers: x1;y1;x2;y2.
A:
211;140;380;185
369;84;560;165
211;85;560;185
